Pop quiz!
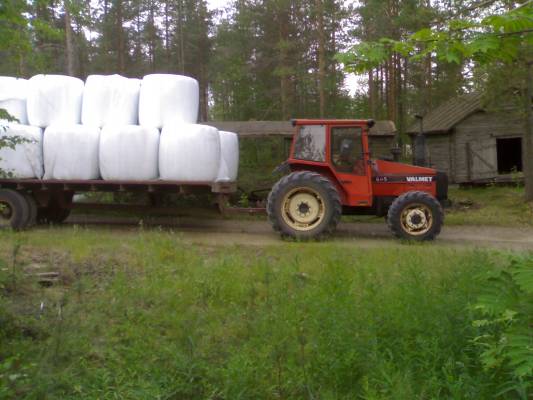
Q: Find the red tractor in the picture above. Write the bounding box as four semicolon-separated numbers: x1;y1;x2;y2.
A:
267;119;448;240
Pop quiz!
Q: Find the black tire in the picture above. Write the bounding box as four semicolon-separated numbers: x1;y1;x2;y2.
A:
37;206;71;225
36;192;73;225
0;189;30;230
23;194;38;227
267;171;342;239
387;191;444;241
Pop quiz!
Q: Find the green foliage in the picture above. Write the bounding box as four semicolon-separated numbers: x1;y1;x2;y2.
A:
340;5;533;73
473;257;533;398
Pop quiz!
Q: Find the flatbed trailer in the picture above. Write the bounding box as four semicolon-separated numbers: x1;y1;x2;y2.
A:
0;178;243;229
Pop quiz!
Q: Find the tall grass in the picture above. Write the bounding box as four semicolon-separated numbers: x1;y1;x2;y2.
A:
0;230;527;399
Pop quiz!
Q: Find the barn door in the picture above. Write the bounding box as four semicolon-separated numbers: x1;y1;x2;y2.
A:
467;140;497;181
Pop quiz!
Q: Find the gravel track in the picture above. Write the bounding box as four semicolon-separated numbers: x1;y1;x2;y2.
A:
65;215;533;251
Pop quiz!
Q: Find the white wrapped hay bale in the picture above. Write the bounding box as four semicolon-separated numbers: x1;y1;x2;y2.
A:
27;75;84;127
99;125;159;180
216;130;239;182
0;77;29;124
139;74;199;129
82;75;141;127
0;123;43;178
43;125;100;180
159;124;220;181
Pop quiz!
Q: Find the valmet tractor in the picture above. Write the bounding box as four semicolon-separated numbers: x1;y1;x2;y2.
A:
267;119;448;240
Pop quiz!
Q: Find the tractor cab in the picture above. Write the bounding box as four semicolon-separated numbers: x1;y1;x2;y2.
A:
288;119;373;207
267;119;446;241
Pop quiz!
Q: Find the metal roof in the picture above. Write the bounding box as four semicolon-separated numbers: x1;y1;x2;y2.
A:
205;120;396;137
406;92;484;135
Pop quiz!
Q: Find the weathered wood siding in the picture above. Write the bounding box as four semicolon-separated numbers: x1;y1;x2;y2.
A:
425;134;453;176
452;111;523;183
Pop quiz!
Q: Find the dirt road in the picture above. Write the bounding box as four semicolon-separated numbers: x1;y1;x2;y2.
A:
67;215;533;251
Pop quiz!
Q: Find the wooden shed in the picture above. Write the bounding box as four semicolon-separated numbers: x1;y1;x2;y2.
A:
406;93;525;183
207;120;397;159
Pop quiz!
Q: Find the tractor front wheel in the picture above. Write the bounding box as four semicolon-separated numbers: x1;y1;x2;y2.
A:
267;171;341;239
387;191;443;241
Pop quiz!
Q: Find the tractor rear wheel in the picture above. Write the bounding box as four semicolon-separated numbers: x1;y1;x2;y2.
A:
267;171;341;239
387;191;443;241
0;189;30;230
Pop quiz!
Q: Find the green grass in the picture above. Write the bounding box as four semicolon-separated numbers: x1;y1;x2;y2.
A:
0;227;530;399
446;185;533;227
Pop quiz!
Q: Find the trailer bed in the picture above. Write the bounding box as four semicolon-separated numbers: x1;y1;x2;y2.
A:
0;178;237;194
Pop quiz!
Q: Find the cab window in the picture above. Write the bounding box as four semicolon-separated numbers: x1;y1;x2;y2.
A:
293;125;326;162
331;126;365;175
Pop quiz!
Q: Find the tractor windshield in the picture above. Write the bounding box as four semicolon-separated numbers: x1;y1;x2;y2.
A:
293;125;326;162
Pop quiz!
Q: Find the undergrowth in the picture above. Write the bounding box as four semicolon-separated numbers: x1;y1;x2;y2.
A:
0;229;531;399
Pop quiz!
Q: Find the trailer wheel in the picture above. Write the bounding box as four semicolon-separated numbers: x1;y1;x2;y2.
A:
37;206;71;225
267;171;341;239
37;192;73;225
23;194;38;227
0;189;30;230
387;191;443;241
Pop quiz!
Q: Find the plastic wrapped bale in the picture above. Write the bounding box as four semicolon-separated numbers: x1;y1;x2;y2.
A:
159;124;220;182
27;75;84;127
216;130;239;182
82;75;141;127
139;74;199;129
43;125;100;180
0;123;43;178
0;77;29;124
99;125;159;180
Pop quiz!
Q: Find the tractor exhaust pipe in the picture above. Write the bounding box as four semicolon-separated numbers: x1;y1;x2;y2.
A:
414;114;427;167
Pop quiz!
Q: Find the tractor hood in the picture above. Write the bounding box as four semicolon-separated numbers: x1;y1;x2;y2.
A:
372;159;448;201
373;159;436;176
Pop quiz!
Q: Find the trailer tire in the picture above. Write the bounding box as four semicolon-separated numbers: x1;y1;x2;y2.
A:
23;194;38;227
0;189;30;230
387;191;443;241
37;192;73;225
38;207;71;225
267;171;341;240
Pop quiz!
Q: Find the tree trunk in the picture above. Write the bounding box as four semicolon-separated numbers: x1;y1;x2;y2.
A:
116;0;125;74
368;69;375;116
316;0;326;117
279;5;291;120
177;0;185;73
524;61;533;201
165;0;170;69
64;3;76;76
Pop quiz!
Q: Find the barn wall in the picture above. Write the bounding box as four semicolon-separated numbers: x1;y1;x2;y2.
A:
426;134;453;176
453;111;523;182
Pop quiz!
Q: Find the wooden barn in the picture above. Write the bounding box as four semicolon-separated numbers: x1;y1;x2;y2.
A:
208;120;397;159
406;93;525;183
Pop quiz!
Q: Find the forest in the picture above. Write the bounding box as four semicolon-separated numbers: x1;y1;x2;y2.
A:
1;0;530;131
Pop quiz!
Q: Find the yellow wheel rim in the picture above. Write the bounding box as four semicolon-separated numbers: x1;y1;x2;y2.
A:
281;187;325;231
400;203;433;236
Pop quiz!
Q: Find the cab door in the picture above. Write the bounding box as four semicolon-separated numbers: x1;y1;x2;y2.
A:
328;125;373;206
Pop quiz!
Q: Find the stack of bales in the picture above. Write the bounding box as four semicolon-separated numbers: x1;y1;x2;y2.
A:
0;73;239;183
0;77;43;178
